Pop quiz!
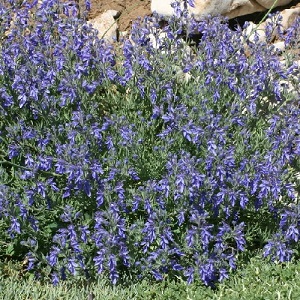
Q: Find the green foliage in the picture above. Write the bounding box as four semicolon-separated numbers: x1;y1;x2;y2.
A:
1;257;300;299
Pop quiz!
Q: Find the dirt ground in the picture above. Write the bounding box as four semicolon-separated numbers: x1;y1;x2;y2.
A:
88;0;152;32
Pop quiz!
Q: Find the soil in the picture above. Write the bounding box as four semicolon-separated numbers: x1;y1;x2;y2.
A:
88;0;152;32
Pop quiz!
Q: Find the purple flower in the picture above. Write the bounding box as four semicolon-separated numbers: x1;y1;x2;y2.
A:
186;228;195;247
201;226;213;249
175;174;185;194
109;255;119;285
67;257;77;276
233;222;246;251
138;55;153;72
93;249;105;274
8;144;20;159
172;263;184;271
286;225;299;242
0;1;299;286
47;246;60;267
51;272;59;286
219;268;229;282
26;252;36;270
171;1;183;18
36;181;46;198
184;267;194;284
199;262;215;285
28;216;39;232
10;217;21;235
152;269;163;281
263;233;293;262
141;218;157;252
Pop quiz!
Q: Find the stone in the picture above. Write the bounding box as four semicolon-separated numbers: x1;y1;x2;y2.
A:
243;21;267;43
87;10;120;43
279;6;300;31
224;0;265;19
119;31;129;39
242;4;300;49
273;41;286;52
151;0;294;20
149;31;168;49
256;0;293;8
278;59;300;100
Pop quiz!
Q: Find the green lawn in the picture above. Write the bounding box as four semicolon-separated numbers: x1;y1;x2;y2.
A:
1;256;300;299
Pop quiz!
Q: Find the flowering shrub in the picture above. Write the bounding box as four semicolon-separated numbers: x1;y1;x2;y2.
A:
0;0;299;286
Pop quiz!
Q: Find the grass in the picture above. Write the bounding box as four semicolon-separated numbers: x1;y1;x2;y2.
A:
1;255;300;299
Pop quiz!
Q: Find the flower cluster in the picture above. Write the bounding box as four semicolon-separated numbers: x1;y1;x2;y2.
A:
0;0;299;286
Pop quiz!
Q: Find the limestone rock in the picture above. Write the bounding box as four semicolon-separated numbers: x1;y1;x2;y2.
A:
243;21;267;43
151;0;293;20
149;31;168;49
273;41;286;52
256;0;293;9
279;6;300;31
151;0;248;19
87;10;120;43
242;4;300;52
224;0;266;19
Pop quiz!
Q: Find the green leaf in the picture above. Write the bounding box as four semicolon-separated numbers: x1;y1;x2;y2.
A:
5;243;15;256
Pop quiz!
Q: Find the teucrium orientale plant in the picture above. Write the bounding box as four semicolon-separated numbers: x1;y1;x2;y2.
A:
0;0;299;286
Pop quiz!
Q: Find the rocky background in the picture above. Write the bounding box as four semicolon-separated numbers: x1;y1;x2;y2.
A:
86;0;300;32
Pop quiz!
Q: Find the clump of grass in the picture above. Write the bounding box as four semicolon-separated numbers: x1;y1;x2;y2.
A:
1;256;300;299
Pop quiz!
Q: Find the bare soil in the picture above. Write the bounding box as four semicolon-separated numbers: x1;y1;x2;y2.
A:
88;0;152;32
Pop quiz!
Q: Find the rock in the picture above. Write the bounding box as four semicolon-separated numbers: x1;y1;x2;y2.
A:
273;41;286;52
256;0;293;8
224;0;266;19
243;21;267;43
151;0;256;20
87;10;120;43
119;31;129;39
262;5;300;41
278;59;300;100
279;6;300;31
242;4;300;49
151;0;294;20
149;31;168;49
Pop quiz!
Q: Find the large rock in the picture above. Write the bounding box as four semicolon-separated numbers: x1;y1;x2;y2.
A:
151;0;294;20
256;0;292;8
243;4;300;44
225;0;265;19
279;5;300;30
87;10;120;43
